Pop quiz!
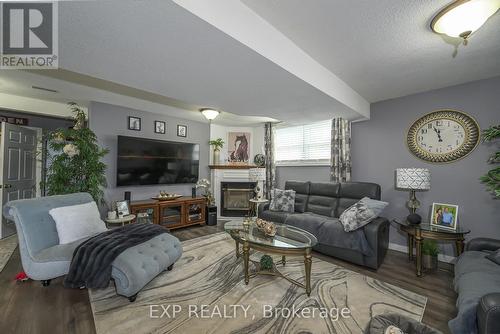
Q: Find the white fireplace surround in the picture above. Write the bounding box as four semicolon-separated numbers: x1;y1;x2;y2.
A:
211;169;254;217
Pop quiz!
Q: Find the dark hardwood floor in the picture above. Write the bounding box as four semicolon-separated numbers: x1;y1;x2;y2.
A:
0;222;456;333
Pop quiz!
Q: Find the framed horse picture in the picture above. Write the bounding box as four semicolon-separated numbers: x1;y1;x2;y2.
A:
228;132;250;162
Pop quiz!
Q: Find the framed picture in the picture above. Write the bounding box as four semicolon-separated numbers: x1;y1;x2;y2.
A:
228;131;250;162
177;124;187;137
154;121;166;134
128;116;141;131
115;200;130;216
430;203;458;230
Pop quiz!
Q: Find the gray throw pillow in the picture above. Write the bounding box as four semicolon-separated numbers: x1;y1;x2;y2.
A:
269;189;296;213
340;197;388;232
486;249;500;265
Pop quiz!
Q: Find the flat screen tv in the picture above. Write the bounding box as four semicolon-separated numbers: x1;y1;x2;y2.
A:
116;136;199;186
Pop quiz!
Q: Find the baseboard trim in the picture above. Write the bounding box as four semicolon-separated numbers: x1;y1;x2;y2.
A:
388;242;456;264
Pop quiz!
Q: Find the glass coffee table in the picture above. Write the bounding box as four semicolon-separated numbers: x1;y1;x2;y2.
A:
392;219;470;277
224;221;318;296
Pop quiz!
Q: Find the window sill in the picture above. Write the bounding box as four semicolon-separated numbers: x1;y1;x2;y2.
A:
276;163;330;167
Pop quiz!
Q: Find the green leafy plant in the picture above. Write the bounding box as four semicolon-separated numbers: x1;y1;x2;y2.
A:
41;102;109;204
260;255;274;270
481;125;500;199
422;240;439;257
209;138;224;151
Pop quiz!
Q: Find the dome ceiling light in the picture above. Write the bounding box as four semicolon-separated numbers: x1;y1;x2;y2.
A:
431;0;500;45
200;108;220;121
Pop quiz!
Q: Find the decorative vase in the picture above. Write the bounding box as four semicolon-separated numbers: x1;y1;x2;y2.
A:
423;254;438;270
213;149;220;164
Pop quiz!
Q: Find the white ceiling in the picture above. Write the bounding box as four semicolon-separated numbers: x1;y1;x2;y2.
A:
242;0;500;102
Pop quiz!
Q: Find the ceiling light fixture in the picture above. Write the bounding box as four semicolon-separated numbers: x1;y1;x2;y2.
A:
200;108;220;121
431;0;500;45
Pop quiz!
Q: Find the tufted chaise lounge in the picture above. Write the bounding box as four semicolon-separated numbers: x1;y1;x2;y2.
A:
3;193;182;301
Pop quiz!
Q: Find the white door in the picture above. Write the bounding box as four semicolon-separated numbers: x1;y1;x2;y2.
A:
0;123;37;239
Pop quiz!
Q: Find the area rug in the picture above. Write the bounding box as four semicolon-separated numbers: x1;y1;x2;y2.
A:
89;233;427;334
0;234;18;272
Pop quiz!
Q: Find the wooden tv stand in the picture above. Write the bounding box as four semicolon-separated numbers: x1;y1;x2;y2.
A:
129;196;207;230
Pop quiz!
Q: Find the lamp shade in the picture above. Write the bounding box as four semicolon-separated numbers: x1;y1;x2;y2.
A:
200;108;220;120
396;168;431;190
249;168;266;181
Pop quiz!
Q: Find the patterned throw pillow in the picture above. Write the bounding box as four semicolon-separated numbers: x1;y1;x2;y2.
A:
340;197;388;232
269;189;296;213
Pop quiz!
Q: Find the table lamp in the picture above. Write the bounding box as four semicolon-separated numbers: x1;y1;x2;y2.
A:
396;168;431;224
249;168;266;199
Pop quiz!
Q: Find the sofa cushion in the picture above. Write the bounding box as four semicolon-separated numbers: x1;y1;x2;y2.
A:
269;189;296;213
486;249;500;265
307;182;340;217
49;201;108;244
259;210;290;224
33;237;89;262
285;181;310;213
455;250;500;281
337;182;381;217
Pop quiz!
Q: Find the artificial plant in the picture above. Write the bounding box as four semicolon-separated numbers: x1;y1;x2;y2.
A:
41;102;109;204
209;138;224;151
480;125;500;199
422;240;439;257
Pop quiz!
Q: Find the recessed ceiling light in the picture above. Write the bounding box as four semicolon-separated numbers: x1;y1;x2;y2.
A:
431;0;500;45
200;108;220;121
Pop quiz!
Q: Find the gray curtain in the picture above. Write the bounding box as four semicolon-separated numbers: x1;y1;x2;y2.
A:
330;118;352;183
264;122;276;199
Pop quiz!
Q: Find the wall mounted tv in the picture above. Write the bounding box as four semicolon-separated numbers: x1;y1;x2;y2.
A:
117;136;200;186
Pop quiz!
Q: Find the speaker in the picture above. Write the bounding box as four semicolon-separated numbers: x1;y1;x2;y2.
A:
206;205;217;226
192;187;196;198
124;191;131;202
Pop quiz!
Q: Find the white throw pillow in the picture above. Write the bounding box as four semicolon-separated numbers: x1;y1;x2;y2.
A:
339;197;388;232
49;201;108;245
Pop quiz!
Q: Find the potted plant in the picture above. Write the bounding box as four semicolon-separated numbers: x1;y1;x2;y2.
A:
209;138;224;164
480;125;500;198
422;240;439;270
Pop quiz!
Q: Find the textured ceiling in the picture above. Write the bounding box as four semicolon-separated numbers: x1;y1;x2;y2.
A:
242;0;500;102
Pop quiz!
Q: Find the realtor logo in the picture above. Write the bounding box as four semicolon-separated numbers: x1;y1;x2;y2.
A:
1;1;58;69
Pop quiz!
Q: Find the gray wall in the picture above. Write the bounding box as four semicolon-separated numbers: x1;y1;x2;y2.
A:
352;76;500;255
89;102;210;206
276;76;500;256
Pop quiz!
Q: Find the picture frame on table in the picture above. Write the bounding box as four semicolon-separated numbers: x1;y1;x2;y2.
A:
430;202;458;230
115;200;130;217
154;121;166;134
128;116;141;131
177;124;187;137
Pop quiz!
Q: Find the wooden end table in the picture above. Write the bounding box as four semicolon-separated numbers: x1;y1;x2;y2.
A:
392;219;470;277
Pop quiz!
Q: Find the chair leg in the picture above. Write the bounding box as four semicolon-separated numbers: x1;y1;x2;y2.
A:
167;264;174;271
128;293;138;302
41;280;51;287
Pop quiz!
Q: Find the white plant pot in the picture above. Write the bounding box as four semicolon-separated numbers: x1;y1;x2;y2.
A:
213;149;220;164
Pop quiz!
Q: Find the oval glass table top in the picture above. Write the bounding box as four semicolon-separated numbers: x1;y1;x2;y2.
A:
224;221;318;249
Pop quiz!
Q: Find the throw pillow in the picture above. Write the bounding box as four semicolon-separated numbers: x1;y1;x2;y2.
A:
340;197;388;232
50;201;108;244
269;189;296;213
486;249;500;265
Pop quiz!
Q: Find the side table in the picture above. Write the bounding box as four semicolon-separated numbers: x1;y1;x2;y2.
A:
392;219;470;277
105;214;136;228
249;198;269;218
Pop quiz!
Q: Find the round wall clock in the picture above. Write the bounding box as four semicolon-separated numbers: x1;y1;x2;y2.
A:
406;110;480;163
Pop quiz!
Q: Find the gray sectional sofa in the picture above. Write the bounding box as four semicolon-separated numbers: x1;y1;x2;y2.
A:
449;238;500;334
258;181;389;269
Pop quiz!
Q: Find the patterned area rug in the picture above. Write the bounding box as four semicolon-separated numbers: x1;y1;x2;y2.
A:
89;233;427;334
0;234;18;272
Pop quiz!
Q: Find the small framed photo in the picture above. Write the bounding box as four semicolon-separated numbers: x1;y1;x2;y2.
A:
154;121;166;134
430;203;458;230
177;124;187;137
128;116;141;131
115;200;130;216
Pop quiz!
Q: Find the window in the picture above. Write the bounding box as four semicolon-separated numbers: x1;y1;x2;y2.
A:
275;120;331;165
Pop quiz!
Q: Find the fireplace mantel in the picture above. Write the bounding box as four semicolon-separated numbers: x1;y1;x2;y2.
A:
209;164;260;169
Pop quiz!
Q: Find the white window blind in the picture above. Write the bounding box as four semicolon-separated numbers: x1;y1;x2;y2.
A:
275;120;331;165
